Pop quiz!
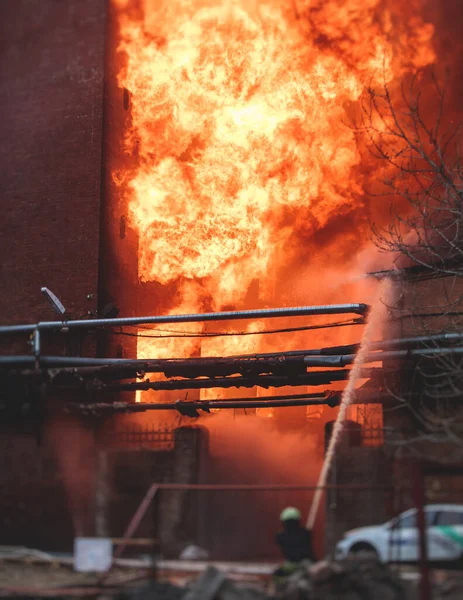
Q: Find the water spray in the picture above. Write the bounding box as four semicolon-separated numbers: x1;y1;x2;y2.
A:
306;280;392;530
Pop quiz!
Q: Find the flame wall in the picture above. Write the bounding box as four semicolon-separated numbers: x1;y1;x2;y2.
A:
102;0;461;558
109;0;436;368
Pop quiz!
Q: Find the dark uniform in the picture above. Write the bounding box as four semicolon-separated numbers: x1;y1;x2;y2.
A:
276;518;315;563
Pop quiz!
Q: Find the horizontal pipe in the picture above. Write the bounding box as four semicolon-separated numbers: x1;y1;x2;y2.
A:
1;354;335;376
3;327;457;371
303;347;463;367
3;345;463;372
67;390;398;413
1;354;341;369
83;392;334;405
177;392;332;403
373;346;463;360
0;303;369;334
70;397;338;412
383;347;463;359
239;343;359;359
376;332;463;349
249;333;463;360
0;356;131;366
1;355;308;370
103;368;379;391
304;354;355;367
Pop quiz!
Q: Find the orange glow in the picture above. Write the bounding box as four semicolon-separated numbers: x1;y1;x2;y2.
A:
113;0;435;384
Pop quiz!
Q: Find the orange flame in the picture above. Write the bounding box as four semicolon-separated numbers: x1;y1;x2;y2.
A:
113;0;435;370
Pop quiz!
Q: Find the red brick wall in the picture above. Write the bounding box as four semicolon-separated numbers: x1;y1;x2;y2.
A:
0;0;106;332
0;0;106;548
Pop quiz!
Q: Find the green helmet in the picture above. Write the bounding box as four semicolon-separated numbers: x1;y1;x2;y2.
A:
280;507;301;522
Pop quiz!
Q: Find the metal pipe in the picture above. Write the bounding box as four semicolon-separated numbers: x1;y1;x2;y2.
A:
69;396;339;413
378;347;463;359
67;391;399;413
104;368;379;391
0;303;369;335
113;484;159;560
223;332;463;362
376;331;463;349
304;354;356;368
0;356;145;366
239;343;359;359
0;354;336;368
3;345;462;371
303;346;463;367
2;354;325;372
251;332;463;360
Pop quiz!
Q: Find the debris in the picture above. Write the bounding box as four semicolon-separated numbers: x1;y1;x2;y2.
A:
217;579;267;600
183;566;267;600
433;574;463;600
184;567;226;600
117;581;186;600
274;556;407;599
309;560;343;584
0;558;415;599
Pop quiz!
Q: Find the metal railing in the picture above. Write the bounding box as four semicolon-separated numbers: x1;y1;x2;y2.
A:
110;482;393;562
99;425;175;450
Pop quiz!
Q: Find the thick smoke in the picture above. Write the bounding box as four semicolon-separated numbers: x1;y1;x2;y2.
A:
197;412;326;559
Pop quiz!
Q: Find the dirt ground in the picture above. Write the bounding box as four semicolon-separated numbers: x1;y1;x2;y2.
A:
0;560;151;595
0;559;462;599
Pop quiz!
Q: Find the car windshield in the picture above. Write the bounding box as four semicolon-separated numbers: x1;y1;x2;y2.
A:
386;509;437;528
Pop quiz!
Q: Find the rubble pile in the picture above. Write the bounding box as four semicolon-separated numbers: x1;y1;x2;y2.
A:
274;556;407;600
183;566;267;600
118;580;187;600
433;574;463;600
177;557;407;600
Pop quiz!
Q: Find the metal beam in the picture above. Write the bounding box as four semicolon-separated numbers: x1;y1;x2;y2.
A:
0;303;369;334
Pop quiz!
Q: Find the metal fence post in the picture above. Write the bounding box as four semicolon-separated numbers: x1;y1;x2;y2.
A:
412;462;431;600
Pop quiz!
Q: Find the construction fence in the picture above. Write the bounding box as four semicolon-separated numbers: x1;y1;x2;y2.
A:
109;483;393;562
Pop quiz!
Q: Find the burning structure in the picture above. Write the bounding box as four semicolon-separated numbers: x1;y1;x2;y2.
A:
1;0;463;563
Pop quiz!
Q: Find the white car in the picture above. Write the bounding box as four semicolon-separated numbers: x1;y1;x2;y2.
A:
335;504;463;564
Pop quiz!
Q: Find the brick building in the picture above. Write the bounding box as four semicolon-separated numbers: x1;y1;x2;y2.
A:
0;0;106;549
1;0;462;561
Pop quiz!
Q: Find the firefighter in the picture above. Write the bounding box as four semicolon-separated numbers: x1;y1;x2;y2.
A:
274;507;315;582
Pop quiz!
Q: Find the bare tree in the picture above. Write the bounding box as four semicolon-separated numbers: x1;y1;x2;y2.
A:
362;74;463;273
359;74;463;458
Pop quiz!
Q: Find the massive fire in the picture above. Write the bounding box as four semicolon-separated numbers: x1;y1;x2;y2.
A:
112;0;435;379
